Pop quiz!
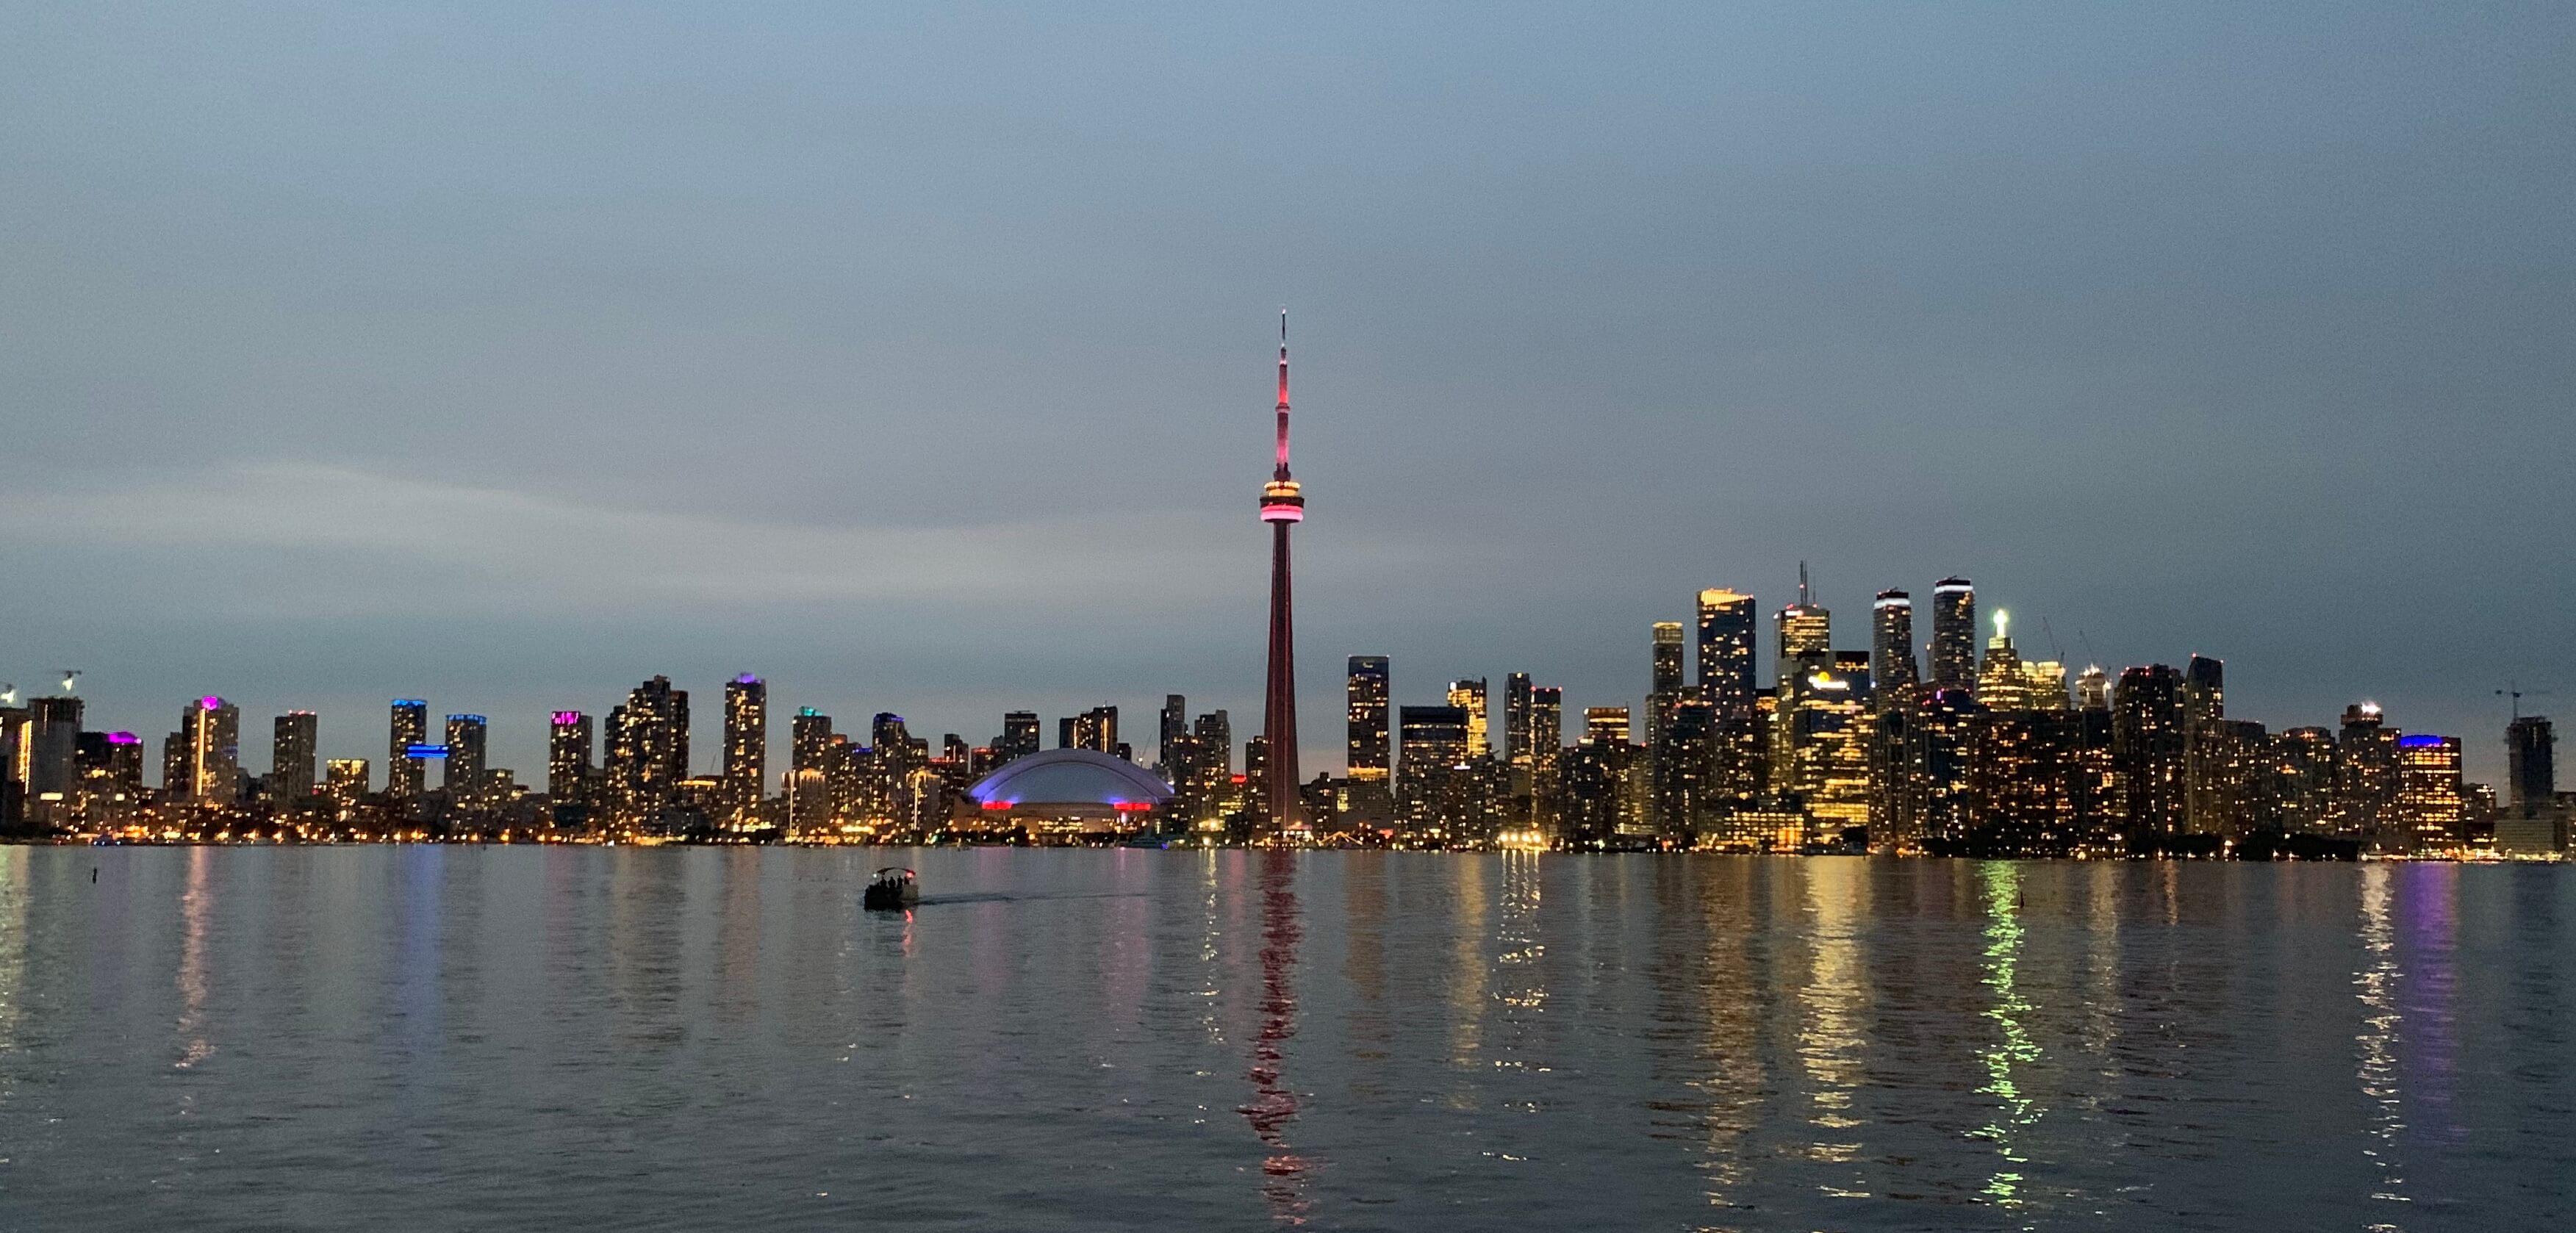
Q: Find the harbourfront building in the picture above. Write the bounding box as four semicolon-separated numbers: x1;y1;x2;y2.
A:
723;675;767;828
387;700;429;800
1929;578;1978;694
270;711;317;810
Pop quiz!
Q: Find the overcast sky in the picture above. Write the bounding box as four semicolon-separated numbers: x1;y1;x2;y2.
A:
4;1;2569;784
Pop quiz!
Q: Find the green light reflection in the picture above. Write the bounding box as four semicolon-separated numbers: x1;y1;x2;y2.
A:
1974;861;2041;1204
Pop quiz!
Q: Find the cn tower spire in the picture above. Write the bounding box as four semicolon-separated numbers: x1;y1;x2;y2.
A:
1274;308;1292;479
1259;309;1307;840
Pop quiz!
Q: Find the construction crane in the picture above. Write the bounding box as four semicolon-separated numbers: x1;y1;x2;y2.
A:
2497;683;2553;721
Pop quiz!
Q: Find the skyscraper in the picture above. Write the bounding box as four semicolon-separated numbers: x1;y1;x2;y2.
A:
1696;589;1757;715
1397;705;1479;841
1870;590;1918;701
1769;573;1833;799
608;676;689;830
1976;611;2034;713
1192;709;1233;822
1696;588;1759;806
387;700;428;799
1448;677;1490;759
2394;733;2465;852
271;711;317;808
550;711;595;803
1776;568;1831;679
22;696;81;822
1502;673;1532;766
723;675;767;824
2076;664;2112;711
2505;715;2555;819
1655;697;1718;843
2335;702;2400;847
997;712;1041;764
2181;654;2228;835
325;759;368;822
1529;685;1563;835
1257;310;1306;837
1346;656;1390;786
2112;665;2186;845
1069;706;1117;755
1647;623;1686;747
1930;578;1977;693
1159;695;1188;774
2275;726;2338;833
184;696;241;805
445;715;488;806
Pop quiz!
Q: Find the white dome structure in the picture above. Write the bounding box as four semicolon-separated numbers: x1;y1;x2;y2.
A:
961;748;1172;838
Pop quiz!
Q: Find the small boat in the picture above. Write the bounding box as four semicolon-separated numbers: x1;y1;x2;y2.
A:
863;867;919;911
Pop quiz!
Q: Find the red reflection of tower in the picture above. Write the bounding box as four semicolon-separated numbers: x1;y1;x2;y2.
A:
1258;311;1306;838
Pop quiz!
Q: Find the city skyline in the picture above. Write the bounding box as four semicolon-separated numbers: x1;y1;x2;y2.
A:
4;4;2570;789
0;558;2549;790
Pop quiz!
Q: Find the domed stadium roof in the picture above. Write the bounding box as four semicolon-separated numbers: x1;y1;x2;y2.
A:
965;748;1174;808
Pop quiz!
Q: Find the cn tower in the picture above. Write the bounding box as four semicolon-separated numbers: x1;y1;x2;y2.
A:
1258;310;1305;838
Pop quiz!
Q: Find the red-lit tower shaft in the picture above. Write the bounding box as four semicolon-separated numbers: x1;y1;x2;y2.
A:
1258;312;1305;835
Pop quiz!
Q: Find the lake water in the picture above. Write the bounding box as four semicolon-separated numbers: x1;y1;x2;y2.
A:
0;846;2568;1231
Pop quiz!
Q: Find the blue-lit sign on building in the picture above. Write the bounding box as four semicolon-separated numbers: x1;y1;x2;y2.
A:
405;744;450;759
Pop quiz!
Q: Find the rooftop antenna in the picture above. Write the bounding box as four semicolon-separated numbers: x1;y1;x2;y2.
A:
2497;682;2553;721
1797;561;1810;608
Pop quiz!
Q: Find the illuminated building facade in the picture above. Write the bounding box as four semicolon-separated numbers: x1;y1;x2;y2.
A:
2112;665;2186;845
1907;688;1983;849
1696;588;1759;802
1447;677;1490;760
1965;710;2082;855
1976;612;2033;713
1655;697;1717;843
1397;705;1474;841
2191;717;2275;838
1529;685;1563;836
1770;574;1832;797
1067;706;1117;755
2275;726;2338;833
723;675;767;825
270;711;317;809
1158;694;1188;774
2077;664;2111;711
183;696;241;806
1502;672;1533;824
607;676;690;831
986;711;1035;765
550;711;595;816
1560;709;1635;848
10;696;82;829
2394;733;2465;852
1870;590;1917;700
961;748;1172;841
2334;703;2400;846
1646;623;1685;749
387;700;428;799
325;758;368;822
1930;578;1977;693
444;714;487;808
1785;663;1871;842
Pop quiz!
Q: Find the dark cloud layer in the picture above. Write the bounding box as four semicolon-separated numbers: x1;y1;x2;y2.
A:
4;2;2569;782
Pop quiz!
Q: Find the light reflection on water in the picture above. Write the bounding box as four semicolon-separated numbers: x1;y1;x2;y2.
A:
0;849;2570;1231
